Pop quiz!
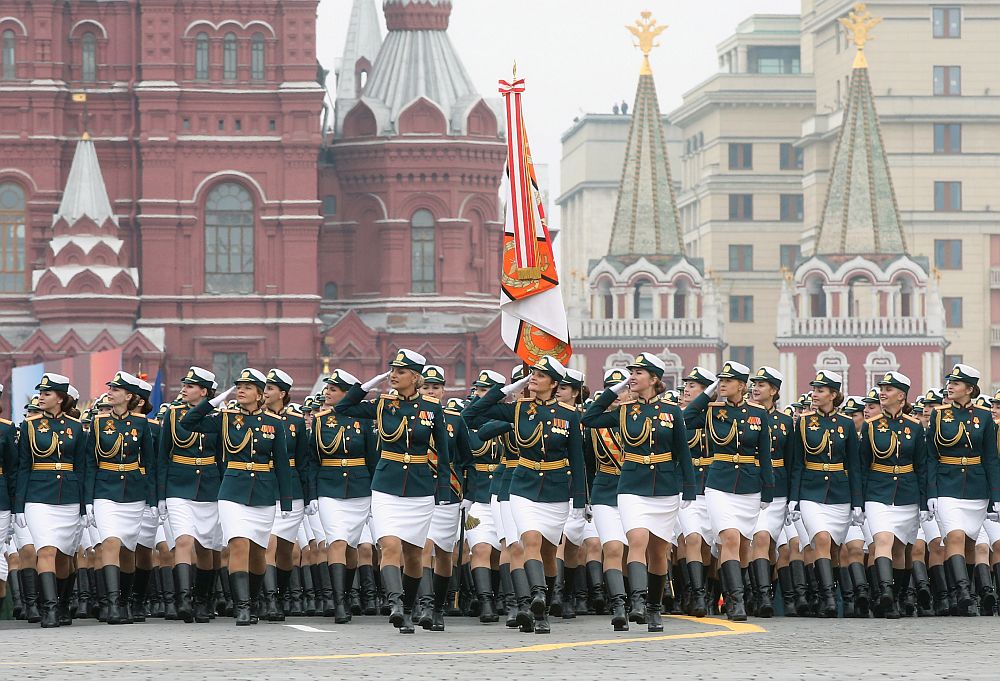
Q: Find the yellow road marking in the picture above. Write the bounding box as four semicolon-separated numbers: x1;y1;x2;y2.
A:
5;616;764;667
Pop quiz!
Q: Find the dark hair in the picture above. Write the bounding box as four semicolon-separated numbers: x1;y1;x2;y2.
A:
971;385;982;399
56;391;77;416
901;401;913;415
126;394;143;413
831;390;845;409
580;385;591;403
652;378;666;396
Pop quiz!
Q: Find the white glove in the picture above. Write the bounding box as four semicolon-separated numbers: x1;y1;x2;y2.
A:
460;498;474;511
157;501;169;519
584;504;594;522
281;510;291;519
851;507;865;526
14;513;25;528
610;379;630;396
760;500;771;510
85;504;96;528
680;499;692;510
502;376;531;396
79;513;89;529
361;371;390;392
569;506;585;521
993;501;1000;516
705;380;719;399
989;512;1000;523
919;510;932;523
927;498;938;517
209;386;236;408
786;501;801;523
304;500;319;516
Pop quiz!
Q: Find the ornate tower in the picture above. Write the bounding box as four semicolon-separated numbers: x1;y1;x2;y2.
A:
573;13;723;387
776;4;946;396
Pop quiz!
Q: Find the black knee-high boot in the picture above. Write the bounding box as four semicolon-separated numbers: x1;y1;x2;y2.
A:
511;567;534;632
814;559;837;618
838;565;854;618
330;563;351;623
720;560;746;622
230;571;251;626
875;557;899;619
606;568;628;631
74;568;90;619
472;566;498;623
9;569;23;620
646;572;666;632
132;567;151;623
263;565;282;621
431;572;450;631
895;568;916;617
687;560;708;617
193;568;215;623
400;571;421;634
626;562;647;624
555;563;571;619
358;564;377;615
22;567;41;623
849;562;869;616
752;559;774;618
588;560;607;614
929;564;950;616
974;563;996;614
103;565;123;625
777;566;796;616
946;554;972;610
316;562;334;617
911;561;932;614
524;559;548;619
669;559;686;615
381;564;404;628
416;567;434;629
39;572;60;628
57;572;76;626
500;564;517;627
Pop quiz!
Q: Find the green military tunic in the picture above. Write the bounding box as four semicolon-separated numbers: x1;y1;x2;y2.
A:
464;423;500;505
684;392;774;502
858;411;927;509
583;390;695;500
312;408;377;499
585;418;624;507
0;418;15;512
15;413;87;513
789;409;863;507
926;402;1000;503
766;407;794;500
181;399;293;511
279;405;314;503
437;409;477;504
462;385;586;508
682;394;711;495
85;412;157;506
335;386;451;499
157;403;222;502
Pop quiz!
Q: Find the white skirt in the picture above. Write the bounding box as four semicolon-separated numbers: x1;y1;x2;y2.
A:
370;490;434;547
360;519;374;545
752;496;788;542
136;506;159;549
679;495;713;543
845;521;873;546
297;520;312;547
984;518;1000;545
307;509;325;544
0;550;6;581
937;497;988;539
800;500;851;546
80;523;95;550
866;502;919;545
428;503;462;552
319;496;371;548
508;494;568;546
271;499;305;543
619;493;679;542
24;502;81;555
218;499;275;548
499;499;520;546
705;488;760;539
0;511;9;546
776;525;791;547
94;499;146;551
13;518;33;549
466;501;500;551
593;504;628;546
87;524;102;550
563;512;599;546
920;516;941;542
167;498;221;550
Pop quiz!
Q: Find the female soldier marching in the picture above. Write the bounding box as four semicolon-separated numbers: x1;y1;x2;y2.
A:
335;349;451;634
859;371;927;619
583;353;694;632
926;364;1000;616
181;368;292;625
462;355;587;635
14;373;86;628
788;370;863;618
86;372;157;625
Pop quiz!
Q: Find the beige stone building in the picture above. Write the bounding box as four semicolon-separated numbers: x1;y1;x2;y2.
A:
559;1;1000;389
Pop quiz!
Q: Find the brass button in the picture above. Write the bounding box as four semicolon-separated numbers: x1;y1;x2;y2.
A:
250;472;255;477
402;465;408;470
196;470;201;474
245;462;253;470
341;459;349;467
539;472;544;477
55;462;62;471
196;458;203;466
824;476;829;481
56;474;61;480
961;457;968;465
343;472;348;477
118;464;125;472
732;455;739;463
892;476;898;481
823;463;830;471
120;475;125;480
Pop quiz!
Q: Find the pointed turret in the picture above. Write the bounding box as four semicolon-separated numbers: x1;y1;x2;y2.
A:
607;17;684;258
811;5;905;256
334;0;383;135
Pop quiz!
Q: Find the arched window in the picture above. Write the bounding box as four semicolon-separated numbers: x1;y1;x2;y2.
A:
673;279;689;318
899;277;914;317
2;30;15;80
633;280;653;319
223;33;237;81
205;183;254;293
0;183;26;292
195;32;209;81
81;32;97;82
323;281;338;299
411;209;435;293
597;280;613;319
807;276;826;317
251;33;265;81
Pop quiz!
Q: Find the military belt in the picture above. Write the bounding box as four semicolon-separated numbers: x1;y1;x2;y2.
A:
771;459;785;468
805;461;844;472
474;463;499;473
381;451;428;465
712;454;758;465
172;455;216;466
870;462;914;474
227;461;271;472
598;464;621;475
692;457;712;467
939;455;980;466
32;462;73;472
321;457;366;468
624;452;673;465
98;461;141;472
517;458;569;471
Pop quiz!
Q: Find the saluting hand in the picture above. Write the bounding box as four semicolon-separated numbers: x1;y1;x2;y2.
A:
361;371;391;392
502;376;531;396
610;379;631;396
209;386;236;409
705;380;720;399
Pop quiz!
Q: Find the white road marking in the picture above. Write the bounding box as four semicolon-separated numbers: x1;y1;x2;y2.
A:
284;624;334;633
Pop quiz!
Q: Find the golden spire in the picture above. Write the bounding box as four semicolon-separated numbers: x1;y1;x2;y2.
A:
627;11;667;76
838;2;881;69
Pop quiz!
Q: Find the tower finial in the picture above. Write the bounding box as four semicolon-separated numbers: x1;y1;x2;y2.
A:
627;11;667;76
838;3;881;69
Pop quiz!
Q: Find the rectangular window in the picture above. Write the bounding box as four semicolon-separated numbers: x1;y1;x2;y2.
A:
780;194;804;222
933;123;962;153
729;295;754;323
728;143;753;170
268;118;277;132
218;119;225;131
182;117;191;130
779;143;804;170
944;354;963;370
780;244;801;270
933;66;961;96
728;194;753;220
728;245;753;272
730;346;754;370
942;297;963;328
934;239;962;269
234;119;242;132
934;181;962;211
748;46;801;74
0;183;26;292
212;352;248;388
933;7;961;38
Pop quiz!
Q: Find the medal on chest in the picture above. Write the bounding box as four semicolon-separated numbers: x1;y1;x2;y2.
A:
630;404;641;422
234;415;244;430
103;421;117;436
807;416;820;431
877;418;889;433
38;419;50;434
527;403;537;421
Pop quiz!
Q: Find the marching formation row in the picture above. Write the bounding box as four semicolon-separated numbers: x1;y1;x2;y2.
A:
1;350;999;634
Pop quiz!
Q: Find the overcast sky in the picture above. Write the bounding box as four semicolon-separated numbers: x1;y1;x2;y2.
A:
316;0;801;208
